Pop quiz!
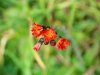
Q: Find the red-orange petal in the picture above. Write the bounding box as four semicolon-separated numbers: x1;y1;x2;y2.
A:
31;23;43;37
42;28;57;42
56;38;70;50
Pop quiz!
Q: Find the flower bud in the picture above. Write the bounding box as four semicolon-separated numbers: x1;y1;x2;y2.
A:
44;41;49;45
50;40;56;46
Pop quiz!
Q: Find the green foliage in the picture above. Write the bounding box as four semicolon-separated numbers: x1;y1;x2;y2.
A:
0;0;100;75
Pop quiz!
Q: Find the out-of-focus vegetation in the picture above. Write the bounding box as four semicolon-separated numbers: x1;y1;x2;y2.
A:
0;0;100;75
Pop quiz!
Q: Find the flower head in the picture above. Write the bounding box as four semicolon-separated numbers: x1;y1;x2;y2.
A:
34;42;41;52
56;38;70;50
31;23;43;38
31;22;70;52
42;28;57;42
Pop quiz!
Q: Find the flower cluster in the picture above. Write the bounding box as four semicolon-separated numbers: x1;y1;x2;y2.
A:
31;23;70;52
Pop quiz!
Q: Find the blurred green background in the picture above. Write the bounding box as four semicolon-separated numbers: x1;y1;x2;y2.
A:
0;0;100;75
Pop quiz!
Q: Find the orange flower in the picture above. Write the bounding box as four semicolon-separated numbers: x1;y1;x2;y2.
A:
31;23;43;37
56;38;70;50
42;28;57;42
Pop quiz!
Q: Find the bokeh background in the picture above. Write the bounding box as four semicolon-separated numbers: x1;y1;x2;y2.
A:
0;0;100;75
